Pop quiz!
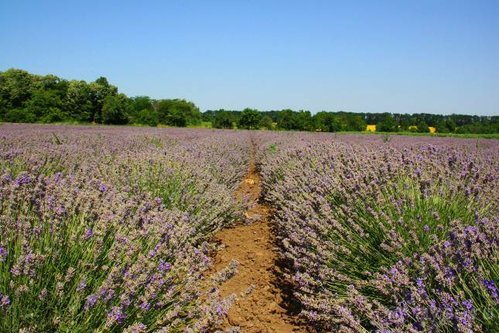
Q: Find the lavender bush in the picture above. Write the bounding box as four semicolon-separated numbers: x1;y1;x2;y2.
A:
258;133;498;332
0;124;249;331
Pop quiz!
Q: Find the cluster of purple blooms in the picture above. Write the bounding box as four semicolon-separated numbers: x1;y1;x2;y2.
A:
0;124;250;331
257;132;498;332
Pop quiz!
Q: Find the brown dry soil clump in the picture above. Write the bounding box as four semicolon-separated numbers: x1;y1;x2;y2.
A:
210;157;308;332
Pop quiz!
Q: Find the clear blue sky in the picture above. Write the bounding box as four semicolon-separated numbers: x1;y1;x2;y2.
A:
1;0;498;115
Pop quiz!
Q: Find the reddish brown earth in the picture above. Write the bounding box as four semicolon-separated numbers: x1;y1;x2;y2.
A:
211;154;307;332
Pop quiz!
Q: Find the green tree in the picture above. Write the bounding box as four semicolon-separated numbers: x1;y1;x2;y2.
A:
168;109;187;127
101;94;130;125
295;110;313;131
40;107;68;123
0;69;34;110
174;99;201;125
238;108;261;129
136;109;159;127
259;115;274;130
445;118;457;132
89;77;118;123
276;109;298;130
345;114;366;131
129;96;154;124
435;120;448;133
64;80;94;122
156;99;200;127
157;100;182;126
131;96;154;112
416;120;429;133
34;74;68;99
213;110;234;129
4;108;36;123
314;112;341;132
377;113;398;132
24;89;65;121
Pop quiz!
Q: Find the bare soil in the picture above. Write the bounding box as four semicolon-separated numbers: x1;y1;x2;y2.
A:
211;153;307;332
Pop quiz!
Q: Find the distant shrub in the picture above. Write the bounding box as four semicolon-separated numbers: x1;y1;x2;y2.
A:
5;109;36;123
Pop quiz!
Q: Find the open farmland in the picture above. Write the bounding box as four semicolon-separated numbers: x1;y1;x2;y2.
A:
0;124;498;332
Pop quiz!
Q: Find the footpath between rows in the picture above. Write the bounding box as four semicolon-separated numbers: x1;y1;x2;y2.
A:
210;142;306;332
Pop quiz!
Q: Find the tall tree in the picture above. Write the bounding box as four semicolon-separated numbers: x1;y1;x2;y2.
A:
213;110;235;129
377;113;398;132
64;80;94;122
156;99;201;127
238;108;262;129
129;96;154;124
276;109;299;130
0;69;34;110
24;89;65;122
314;112;341;132
101;94;130;125
89;77;118;123
259;115;274;130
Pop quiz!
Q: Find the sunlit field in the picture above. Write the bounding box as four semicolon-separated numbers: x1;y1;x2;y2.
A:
0;124;497;332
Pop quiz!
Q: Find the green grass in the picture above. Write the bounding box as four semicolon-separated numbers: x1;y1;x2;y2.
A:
187;121;212;128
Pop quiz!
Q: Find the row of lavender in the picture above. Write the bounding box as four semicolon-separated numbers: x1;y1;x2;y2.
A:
258;133;498;332
0;124;250;332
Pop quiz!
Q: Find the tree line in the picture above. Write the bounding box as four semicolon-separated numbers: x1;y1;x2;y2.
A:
1;68;497;133
0;69;201;127
204;109;498;134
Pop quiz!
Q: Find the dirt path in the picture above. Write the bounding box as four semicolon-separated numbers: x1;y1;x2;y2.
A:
211;146;306;332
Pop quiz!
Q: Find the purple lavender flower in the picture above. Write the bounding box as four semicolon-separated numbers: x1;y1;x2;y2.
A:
462;299;473;311
54;172;63;182
107;306;126;324
158;260;172;273
0;294;10;308
414;168;422;177
2;173;13;182
14;174;31;186
0;246;7;262
464;226;477;233
76;279;87;292
215;303;226;316
129;323;147;333
412;321;423;331
84;228;93;240
458;310;473;329
99;183;108;193
139;302;151;311
85;294;98;310
482;279;498;302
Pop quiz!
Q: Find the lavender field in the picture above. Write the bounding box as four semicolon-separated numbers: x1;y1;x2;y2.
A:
0;124;498;332
0;124;250;332
257;132;498;332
